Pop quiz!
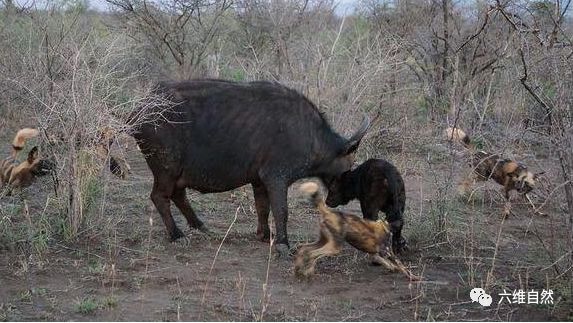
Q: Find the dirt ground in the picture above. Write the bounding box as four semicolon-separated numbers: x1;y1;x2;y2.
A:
1;137;572;321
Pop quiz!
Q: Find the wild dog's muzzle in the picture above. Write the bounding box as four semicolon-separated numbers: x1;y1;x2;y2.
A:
515;178;534;194
32;159;56;176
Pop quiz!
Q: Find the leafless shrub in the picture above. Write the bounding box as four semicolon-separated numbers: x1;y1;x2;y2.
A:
105;0;233;79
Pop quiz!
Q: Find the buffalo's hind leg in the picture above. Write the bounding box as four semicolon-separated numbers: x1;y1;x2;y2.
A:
150;179;184;241
253;183;271;242
171;188;210;234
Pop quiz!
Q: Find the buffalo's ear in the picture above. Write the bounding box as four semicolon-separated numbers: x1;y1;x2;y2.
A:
27;147;39;164
343;115;371;155
344;139;362;155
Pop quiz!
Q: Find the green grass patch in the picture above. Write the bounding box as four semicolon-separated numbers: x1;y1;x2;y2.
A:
75;297;100;315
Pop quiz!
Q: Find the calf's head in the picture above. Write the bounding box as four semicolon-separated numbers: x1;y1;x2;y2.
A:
324;173;355;207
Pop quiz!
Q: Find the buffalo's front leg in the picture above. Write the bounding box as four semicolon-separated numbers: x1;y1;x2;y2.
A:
171;188;208;233
252;183;270;242
266;182;290;258
150;180;184;241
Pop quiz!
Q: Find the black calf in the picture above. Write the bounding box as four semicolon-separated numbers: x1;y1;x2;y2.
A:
325;159;407;253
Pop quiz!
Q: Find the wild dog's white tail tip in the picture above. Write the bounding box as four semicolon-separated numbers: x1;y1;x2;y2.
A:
445;127;465;141
299;181;324;207
445;127;471;148
12;128;40;149
299;182;319;196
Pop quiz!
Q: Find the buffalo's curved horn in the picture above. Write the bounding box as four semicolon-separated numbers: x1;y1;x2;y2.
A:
344;114;371;154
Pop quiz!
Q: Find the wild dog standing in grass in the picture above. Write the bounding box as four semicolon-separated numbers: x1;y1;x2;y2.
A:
445;127;544;216
95;126;131;180
1;128;55;192
46;127;131;180
325;158;407;254
295;182;419;280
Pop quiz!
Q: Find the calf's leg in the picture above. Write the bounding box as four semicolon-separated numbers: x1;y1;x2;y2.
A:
386;211;406;253
360;201;379;221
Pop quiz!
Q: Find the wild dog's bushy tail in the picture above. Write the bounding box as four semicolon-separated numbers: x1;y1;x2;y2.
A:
445;127;472;149
299;182;322;207
11;128;40;158
299;182;331;215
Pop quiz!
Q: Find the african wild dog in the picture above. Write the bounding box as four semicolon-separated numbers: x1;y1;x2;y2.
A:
294;182;419;280
445;127;544;214
1;128;54;191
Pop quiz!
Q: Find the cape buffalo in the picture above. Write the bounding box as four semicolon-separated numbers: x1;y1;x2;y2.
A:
129;79;369;257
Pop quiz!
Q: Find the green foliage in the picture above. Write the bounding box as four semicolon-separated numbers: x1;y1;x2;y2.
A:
529;1;556;15
87;259;105;275
82;175;103;217
17;290;32;303
470;136;485;150
102;296;118;309
75;297;99;315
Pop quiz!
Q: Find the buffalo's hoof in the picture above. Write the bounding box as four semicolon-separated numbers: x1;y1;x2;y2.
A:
170;227;185;242
274;243;291;259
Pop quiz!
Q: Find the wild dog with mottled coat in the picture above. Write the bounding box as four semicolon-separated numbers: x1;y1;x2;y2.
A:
1;128;54;190
295;182;419;280
445;127;544;214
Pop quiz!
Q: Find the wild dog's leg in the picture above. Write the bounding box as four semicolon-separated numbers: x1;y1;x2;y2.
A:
294;230;328;277
302;224;343;276
150;178;184;241
171;188;209;233
502;185;512;217
371;253;399;271
252;183;271;242
458;171;475;197
372;252;421;280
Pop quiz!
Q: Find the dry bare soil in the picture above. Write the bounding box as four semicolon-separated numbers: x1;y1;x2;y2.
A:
1;137;572;321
